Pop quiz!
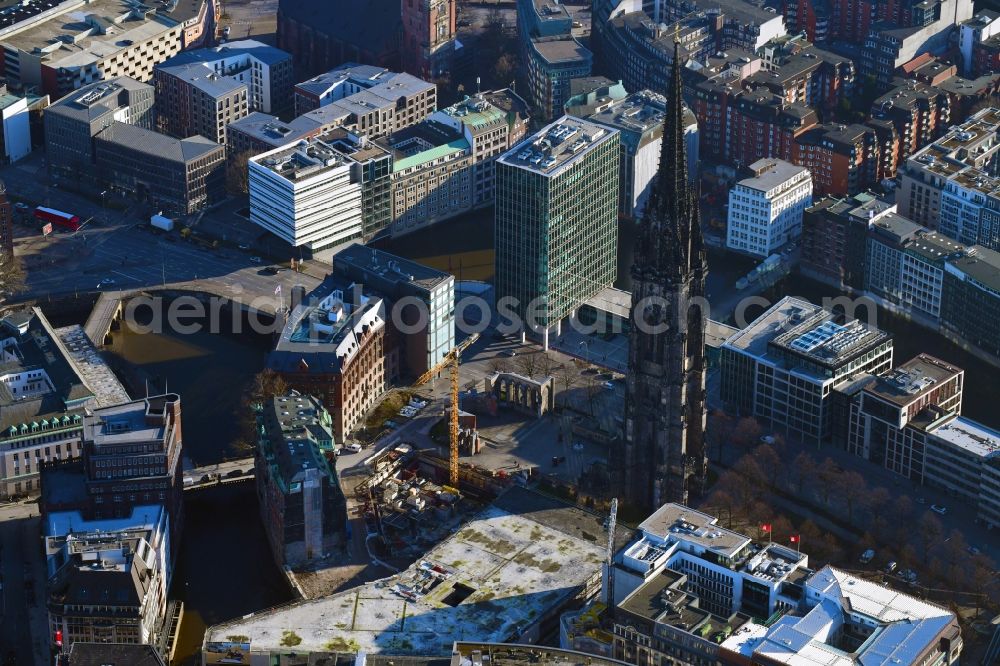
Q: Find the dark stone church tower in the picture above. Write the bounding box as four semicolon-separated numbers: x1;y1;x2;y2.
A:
618;43;708;512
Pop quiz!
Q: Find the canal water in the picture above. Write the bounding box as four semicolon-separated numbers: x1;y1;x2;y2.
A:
104;306;294;659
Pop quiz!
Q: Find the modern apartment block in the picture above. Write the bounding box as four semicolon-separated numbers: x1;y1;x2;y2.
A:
898;108;1000;248
401;0;455;79
154;64;247;144
726;158;813;257
844;353;964;479
0;0;190;98
154;40;292;142
871;80;951;165
495;116;620;346
268;279;392;443
428;90;531;208
581;89;698;219
248;131;391;251
720;296;894;444
255;391;347;566
600;502;962;666
159;40;291;113
517;0;592;121
44;78;155;178
45;505;170;650
94;122;225;214
292;64;436;135
331;244;455;378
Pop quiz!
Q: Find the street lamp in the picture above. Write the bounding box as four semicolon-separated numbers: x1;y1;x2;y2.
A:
579;341;588;365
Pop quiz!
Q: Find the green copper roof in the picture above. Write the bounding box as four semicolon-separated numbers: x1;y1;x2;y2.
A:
393;137;470;172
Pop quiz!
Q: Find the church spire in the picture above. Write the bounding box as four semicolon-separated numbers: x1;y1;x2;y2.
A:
636;40;701;278
657;40;689;207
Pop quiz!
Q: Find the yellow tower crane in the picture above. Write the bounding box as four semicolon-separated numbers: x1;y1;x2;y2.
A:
413;332;478;488
448;349;460;487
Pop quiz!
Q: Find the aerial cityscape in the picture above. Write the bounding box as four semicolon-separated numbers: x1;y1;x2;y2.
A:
1;0;1000;664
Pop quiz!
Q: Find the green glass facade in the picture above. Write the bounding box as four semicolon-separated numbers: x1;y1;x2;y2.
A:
495;120;620;332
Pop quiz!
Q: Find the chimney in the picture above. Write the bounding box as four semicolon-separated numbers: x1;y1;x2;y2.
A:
291;285;306;311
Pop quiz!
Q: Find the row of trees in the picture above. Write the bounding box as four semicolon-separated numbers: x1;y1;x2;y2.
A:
702;426;997;599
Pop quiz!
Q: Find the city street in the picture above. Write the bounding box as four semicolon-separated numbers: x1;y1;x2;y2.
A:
0;153;323;313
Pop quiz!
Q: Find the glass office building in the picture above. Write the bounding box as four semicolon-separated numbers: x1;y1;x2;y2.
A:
495;115;619;346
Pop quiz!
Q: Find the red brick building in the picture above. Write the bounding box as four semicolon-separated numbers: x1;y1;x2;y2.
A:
871;80;951;162
401;0;456;79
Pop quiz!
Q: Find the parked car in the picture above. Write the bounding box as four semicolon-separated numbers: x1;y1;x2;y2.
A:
346;443;363;453
603;381;614;390
884;561;897;574
899;569;918;583
96;277;115;288
930;504;947;515
501;349;517;357
250;256;263;264
968;545;981;555
572;442;585;452
859;549;875;564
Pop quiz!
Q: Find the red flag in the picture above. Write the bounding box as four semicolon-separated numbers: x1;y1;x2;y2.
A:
761;523;772;532
789;535;800;543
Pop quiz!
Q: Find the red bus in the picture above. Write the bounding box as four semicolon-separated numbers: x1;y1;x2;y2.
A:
34;206;81;231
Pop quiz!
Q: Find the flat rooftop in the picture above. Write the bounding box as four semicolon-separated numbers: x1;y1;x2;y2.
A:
251;135;357;182
761;566;958;666
498;115;617;178
334;243;453;292
725;297;890;372
863;353;961;407
638;503;750;560
929;415;1000;458
904;230;967;263
83;394;176;447
532;37;590;65
739;159;810;192
204;487;609;654
946;244;1000;293
2;0;180;69
228;111;313;148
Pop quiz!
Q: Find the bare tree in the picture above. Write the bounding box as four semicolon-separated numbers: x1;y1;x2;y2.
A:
707;410;734;464
516;352;539;377
792;451;817;496
237;369;289;451
0;250;24;304
815;457;840;506
536;353;557;378
839;470;867;524
865;486;891;531
489;357;511;374
753;443;782;489
916;512;944;565
226;149;252;195
732;417;763;449
555;366;577;409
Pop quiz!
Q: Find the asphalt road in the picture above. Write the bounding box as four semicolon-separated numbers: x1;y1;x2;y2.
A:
1;154;322;313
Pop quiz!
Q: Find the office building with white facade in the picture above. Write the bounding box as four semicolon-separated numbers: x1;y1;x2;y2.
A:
844;353;964;480
897;107;1000;249
44;504;170;650
582;89;698;219
598;502;962;666
248;133;391;251
720;296;894;444
495;116;619;347
727;158;813;258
